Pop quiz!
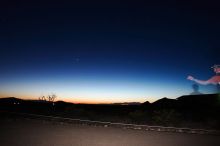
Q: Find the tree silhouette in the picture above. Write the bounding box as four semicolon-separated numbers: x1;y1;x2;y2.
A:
39;94;57;102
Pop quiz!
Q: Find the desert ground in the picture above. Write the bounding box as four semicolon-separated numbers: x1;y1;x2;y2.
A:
0;117;219;146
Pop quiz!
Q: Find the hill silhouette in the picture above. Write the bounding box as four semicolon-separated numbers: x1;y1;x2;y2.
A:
151;97;177;109
0;94;220;129
177;94;220;108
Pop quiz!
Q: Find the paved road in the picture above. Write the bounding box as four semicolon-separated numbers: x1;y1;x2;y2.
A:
0;118;219;146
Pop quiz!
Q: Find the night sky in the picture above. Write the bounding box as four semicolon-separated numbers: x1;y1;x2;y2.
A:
0;1;219;103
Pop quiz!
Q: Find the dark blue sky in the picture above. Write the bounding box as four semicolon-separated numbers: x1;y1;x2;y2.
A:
0;1;219;103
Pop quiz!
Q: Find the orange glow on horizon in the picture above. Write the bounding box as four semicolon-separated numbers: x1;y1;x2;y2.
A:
0;94;152;104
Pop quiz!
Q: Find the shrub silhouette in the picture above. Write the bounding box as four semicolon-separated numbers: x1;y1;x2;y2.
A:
152;109;181;126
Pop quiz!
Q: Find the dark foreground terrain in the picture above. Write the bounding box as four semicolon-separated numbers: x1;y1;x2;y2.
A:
0;116;219;146
1;94;220;129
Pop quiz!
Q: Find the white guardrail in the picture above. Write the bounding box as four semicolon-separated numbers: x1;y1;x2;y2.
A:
1;111;219;135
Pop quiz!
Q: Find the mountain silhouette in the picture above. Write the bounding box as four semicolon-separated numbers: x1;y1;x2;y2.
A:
1;94;219;109
0;97;23;104
151;97;177;109
177;94;220;108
